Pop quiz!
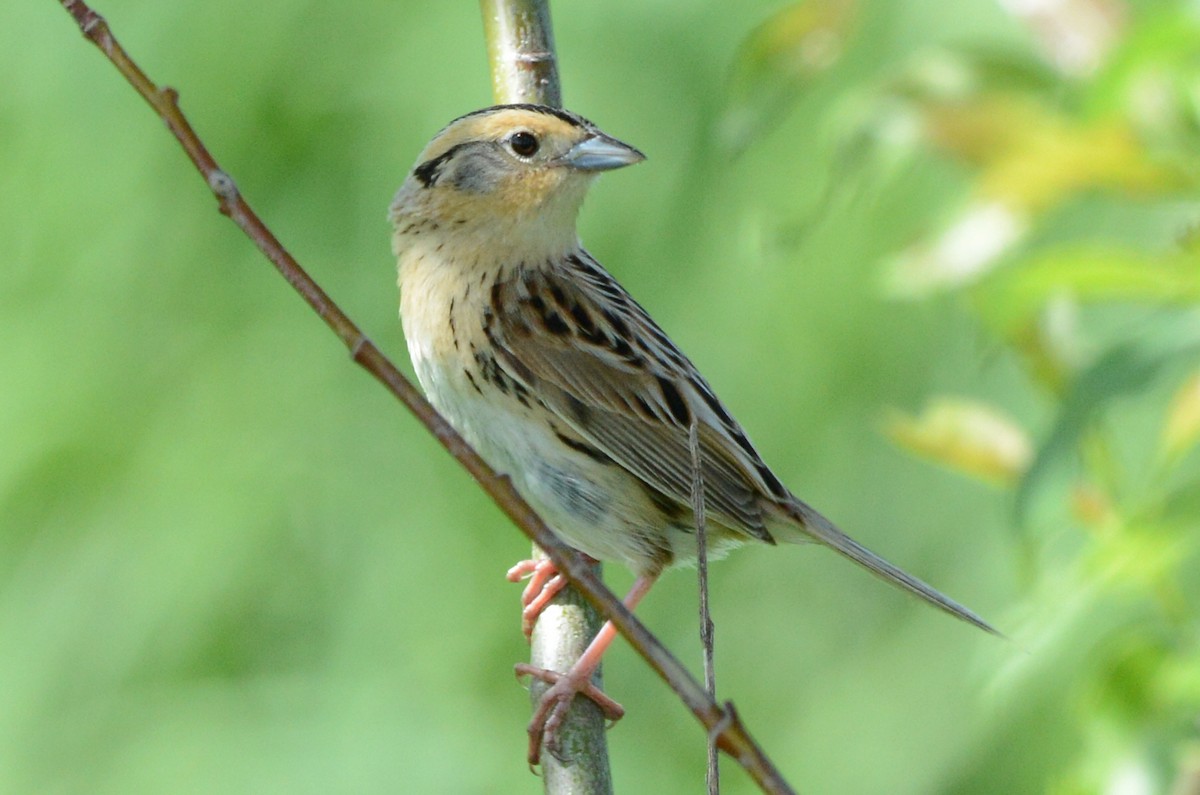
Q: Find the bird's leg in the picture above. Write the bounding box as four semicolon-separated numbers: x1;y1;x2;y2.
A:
506;554;597;640
516;572;659;765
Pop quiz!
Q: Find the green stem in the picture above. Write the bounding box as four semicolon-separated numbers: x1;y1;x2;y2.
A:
479;0;562;107
479;3;610;792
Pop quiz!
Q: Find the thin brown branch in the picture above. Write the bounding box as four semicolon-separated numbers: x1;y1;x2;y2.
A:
54;3;796;793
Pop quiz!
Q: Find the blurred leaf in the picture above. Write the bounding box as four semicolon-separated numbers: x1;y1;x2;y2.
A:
997;0;1126;77
1007;296;1088;396
1089;7;1200;141
884;121;1181;300
883;199;1028;297
816;47;1056;215
884;397;1033;486
718;0;858;151
1016;310;1200;527
901;46;1062;99
917;86;1186;212
1160;648;1200;716
809;93;925;217
975;245;1200;335
1160;475;1200;526
883;53;1188;299
1084;522;1190;599
923;93;1056;167
978;117;1182;214
1172;750;1200;795
1160;371;1200;465
1071;481;1117;529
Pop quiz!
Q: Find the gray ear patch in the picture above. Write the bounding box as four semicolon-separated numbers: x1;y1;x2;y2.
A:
446;144;512;193
413;141;510;193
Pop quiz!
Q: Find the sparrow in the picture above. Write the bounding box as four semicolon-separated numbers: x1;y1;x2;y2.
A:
390;104;996;763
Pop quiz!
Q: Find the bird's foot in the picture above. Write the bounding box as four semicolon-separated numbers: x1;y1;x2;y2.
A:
507;556;596;640
515;663;625;765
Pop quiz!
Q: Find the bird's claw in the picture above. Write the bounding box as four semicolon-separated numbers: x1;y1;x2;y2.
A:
506;558;570;640
515;662;625;765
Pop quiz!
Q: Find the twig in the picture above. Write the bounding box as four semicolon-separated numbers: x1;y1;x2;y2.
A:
54;2;797;793
689;421;720;794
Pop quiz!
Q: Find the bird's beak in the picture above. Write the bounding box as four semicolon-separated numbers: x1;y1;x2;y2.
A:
563;133;646;172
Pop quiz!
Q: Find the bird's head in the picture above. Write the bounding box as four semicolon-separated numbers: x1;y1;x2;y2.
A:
391;105;644;256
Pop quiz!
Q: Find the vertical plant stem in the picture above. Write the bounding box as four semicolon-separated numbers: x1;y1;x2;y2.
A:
479;3;611;792
480;0;562;108
690;421;720;794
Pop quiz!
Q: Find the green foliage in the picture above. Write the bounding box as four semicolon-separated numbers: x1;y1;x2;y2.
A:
787;3;1200;790
6;0;1200;792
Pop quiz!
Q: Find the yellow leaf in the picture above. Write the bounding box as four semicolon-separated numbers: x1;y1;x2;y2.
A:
885;398;1033;486
921;95;1183;214
1160;371;1200;464
979;119;1176;214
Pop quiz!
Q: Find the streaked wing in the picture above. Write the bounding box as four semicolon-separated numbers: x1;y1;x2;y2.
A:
483;253;1001;634
484;252;789;540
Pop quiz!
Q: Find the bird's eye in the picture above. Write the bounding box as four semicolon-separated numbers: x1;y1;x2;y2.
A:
509;131;540;158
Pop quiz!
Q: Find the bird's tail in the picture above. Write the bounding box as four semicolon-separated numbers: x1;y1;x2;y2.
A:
780;499;1001;636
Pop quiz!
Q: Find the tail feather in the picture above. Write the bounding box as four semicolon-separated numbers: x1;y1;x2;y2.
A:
783;499;1001;637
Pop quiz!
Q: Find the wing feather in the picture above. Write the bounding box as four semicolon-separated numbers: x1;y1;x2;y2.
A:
481;254;1000;634
486;255;782;540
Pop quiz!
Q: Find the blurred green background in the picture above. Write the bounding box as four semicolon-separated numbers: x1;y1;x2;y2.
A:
6;0;1200;792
